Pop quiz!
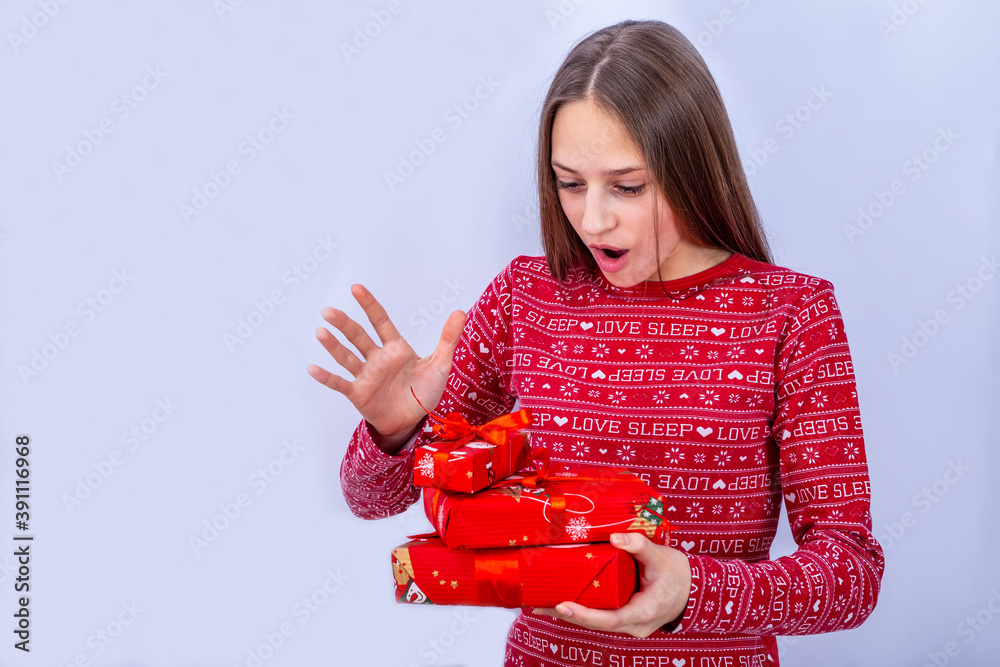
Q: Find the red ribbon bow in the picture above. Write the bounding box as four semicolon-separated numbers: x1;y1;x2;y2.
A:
410;387;532;448
519;448;569;532
411;387;533;486
519;447;566;488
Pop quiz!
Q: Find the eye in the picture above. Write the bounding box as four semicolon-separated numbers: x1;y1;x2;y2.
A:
555;180;582;192
617;184;646;196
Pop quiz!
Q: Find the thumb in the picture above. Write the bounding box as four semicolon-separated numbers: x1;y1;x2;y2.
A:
429;310;467;369
610;532;653;561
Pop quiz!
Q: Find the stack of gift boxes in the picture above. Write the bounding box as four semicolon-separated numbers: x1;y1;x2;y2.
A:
390;405;672;609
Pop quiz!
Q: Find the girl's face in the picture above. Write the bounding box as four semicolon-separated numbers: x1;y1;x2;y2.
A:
551;99;702;287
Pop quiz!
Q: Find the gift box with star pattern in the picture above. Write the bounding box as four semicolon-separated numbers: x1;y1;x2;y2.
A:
391;535;638;609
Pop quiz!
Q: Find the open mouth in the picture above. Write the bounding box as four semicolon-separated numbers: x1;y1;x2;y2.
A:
590;245;629;273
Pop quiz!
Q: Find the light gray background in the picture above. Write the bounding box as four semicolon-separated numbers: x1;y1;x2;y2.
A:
1;1;998;665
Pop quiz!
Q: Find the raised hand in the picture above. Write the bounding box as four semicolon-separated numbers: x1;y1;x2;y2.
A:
307;284;467;453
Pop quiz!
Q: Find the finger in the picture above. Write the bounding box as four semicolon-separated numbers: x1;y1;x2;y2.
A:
537;602;648;637
564;595;662;637
321;306;379;359
351;284;403;346
531;606;574;624
530;607;558;617
610;532;654;562
306;364;352;396
428;310;467;370
315;327;364;376
553;601;626;630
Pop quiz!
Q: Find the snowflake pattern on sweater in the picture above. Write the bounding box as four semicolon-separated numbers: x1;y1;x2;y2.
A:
340;253;884;666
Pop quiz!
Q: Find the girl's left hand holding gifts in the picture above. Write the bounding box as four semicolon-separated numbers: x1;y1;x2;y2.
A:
534;532;691;638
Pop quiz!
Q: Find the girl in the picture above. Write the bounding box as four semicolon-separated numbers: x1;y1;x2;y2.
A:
309;19;883;666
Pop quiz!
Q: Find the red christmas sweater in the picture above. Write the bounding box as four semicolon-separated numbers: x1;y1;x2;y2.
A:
340;253;884;666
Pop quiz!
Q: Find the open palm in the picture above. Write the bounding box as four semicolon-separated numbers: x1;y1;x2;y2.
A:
307;284;466;450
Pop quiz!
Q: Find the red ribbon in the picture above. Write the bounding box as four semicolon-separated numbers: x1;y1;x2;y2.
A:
518;448;568;531
411;387;532;485
520;447;627;489
474;552;522;607
403;533;521;606
507;448;640;542
405;532;439;541
519;447;567;488
410;387;533;448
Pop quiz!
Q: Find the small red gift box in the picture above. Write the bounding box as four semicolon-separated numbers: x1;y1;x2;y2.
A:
423;450;671;549
410;391;533;493
391;535;637;609
413;432;532;494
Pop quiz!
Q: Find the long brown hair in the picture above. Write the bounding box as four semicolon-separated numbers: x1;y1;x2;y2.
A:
538;20;772;281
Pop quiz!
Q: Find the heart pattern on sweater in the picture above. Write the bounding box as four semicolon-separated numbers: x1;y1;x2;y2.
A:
352;260;877;642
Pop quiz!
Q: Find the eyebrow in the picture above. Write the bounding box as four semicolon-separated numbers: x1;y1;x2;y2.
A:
551;161;645;177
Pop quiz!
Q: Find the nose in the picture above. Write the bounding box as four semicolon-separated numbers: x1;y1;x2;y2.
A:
580;191;616;236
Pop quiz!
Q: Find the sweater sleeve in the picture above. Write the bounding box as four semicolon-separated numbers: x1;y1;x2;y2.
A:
677;282;885;635
338;263;517;519
338;419;424;519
